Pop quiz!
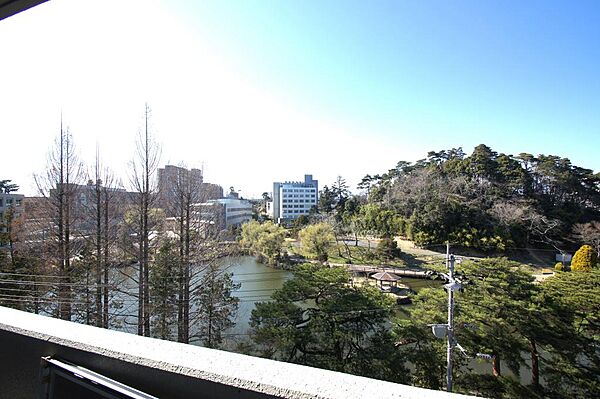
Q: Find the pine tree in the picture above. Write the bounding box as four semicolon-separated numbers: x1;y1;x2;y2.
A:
150;241;179;340
193;263;240;348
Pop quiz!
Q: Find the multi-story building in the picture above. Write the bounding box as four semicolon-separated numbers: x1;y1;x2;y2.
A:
0;192;24;233
157;165;204;213
46;182;135;235
272;175;318;224
215;197;253;227
199;182;224;202
191;196;252;231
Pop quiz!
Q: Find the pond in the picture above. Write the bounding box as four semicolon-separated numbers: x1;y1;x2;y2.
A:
221;256;292;336
110;256;444;342
110;256;292;341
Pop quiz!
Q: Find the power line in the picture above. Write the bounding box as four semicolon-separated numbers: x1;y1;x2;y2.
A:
0;278;114;287
0;272;74;279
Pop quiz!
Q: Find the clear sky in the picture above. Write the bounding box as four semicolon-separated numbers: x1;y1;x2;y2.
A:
1;0;599;197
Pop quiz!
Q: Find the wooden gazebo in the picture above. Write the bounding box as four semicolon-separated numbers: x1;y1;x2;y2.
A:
370;271;402;288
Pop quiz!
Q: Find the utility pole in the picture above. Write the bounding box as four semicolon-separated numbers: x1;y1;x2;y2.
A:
430;244;463;392
432;245;488;391
446;242;455;393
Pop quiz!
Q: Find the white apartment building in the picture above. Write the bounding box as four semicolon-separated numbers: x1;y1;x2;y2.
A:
272;175;318;224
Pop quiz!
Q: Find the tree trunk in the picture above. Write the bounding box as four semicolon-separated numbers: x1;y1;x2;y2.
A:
63;199;72;321
103;190;110;328
62;139;72;321
207;283;213;348
333;232;343;258
177;197;185;342
492;354;501;377
183;200;191;343
85;267;91;324
132;104;159;337
57;130;67;319
143;130;151;337
95;179;103;327
33;280;40;314
137;197;144;336
530;338;540;388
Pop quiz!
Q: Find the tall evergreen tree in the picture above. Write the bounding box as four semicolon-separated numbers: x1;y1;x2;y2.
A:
150;241;179;340
193;263;240;348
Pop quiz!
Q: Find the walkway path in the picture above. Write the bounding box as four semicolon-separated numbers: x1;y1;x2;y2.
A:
328;262;436;279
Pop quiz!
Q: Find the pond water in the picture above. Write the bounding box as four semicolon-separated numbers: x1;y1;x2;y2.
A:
221;256;292;336
111;256;445;341
227;259;536;385
110;256;292;340
109;257;539;383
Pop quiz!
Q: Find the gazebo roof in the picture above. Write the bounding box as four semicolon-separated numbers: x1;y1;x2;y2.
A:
370;271;402;282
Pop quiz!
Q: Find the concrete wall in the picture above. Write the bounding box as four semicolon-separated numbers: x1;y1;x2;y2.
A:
0;307;472;399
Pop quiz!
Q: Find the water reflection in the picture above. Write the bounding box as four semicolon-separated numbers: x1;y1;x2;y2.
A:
110;256;291;342
110;257;444;346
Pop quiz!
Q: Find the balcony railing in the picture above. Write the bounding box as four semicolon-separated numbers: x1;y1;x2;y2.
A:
0;306;473;398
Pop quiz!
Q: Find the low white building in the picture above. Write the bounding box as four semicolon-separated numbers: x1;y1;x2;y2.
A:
191;197;253;231
212;198;253;227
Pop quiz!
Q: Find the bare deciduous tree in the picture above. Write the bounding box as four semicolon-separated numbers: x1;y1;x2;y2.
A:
34;121;84;320
572;221;600;257
129;104;161;336
167;164;203;343
82;148;125;328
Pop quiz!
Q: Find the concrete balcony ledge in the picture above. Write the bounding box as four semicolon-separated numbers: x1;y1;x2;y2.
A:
0;306;472;398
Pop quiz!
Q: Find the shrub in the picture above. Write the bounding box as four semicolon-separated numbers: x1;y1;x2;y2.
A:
376;238;401;260
571;244;598;272
554;262;564;271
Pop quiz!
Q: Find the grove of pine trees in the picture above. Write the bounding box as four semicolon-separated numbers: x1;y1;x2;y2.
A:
354;144;600;252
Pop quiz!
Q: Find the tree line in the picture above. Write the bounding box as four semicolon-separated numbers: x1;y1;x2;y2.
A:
360;145;600;252
238;144;600;397
0;106;239;348
308;145;600;258
244;258;599;398
3;135;600;396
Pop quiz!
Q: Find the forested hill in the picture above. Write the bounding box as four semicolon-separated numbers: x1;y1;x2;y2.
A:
359;144;600;251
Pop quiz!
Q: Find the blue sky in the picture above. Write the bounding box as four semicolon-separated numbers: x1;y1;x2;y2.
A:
176;0;600;164
1;0;599;197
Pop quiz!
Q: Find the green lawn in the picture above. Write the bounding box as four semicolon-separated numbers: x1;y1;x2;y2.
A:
287;242;410;267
